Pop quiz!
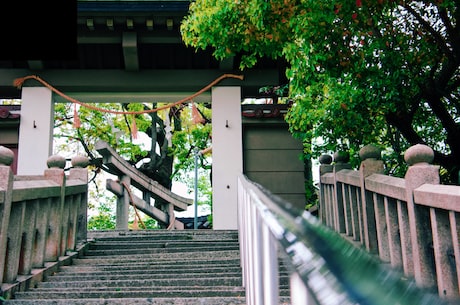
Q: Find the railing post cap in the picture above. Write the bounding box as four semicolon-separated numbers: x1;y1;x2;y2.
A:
71;155;90;168
47;155;66;169
404;144;434;166
0;145;14;166
359;144;381;160
319;154;333;165
333;150;350;163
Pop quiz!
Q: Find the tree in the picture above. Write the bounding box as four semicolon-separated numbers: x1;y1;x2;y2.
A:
181;0;460;182
54;101;213;228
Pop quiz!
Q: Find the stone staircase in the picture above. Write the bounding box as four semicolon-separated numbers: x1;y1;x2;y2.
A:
3;230;291;305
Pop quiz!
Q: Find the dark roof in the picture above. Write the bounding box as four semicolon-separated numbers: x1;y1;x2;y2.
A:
0;105;20;124
0;1;286;100
176;215;212;229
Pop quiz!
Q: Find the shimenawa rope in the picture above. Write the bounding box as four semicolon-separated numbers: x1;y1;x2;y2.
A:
13;74;244;115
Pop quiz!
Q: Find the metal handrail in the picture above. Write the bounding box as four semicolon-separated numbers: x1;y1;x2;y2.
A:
237;173;448;305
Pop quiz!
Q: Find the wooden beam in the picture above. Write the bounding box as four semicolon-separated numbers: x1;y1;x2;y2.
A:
0;69;279;100
122;32;139;72
27;61;44;71
106;178;184;229
96;140;193;211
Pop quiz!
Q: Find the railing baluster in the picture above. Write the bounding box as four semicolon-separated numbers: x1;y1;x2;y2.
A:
449;210;460;294
19;199;38;275
261;221;279;305
352;186;362;242
397;199;414;277
374;193;389;262
4;201;26;283
385;197;402;270
431;208;458;298
45;196;63;262
342;183;351;236
255;200;266;305
60;193;71;255
32;198;51;268
0;146;14;285
248;197;257;305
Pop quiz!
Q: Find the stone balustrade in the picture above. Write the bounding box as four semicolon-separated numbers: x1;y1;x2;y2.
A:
0;146;89;299
319;143;460;302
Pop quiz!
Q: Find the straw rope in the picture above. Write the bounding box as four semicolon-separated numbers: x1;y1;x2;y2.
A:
13;73;244;115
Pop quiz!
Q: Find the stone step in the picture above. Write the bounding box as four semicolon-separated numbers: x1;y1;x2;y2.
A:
86;230;239;241
57;264;289;274
39;273;290;288
87;240;239;248
42;272;243;283
63;260;241;272
84;245;240;256
88;235;240;242
10;289;245;300
58;264;243;275
3;230;291;305
3;296;292;305
8;290;292;303
71;250;241;265
38;276;242;287
3;296;249;305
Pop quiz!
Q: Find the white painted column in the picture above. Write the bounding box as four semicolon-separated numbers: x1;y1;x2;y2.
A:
17;87;54;175
211;86;242;230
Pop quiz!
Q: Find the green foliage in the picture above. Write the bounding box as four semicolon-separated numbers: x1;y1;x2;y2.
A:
171;104;212;178
181;0;290;69
54;101;214;228
54;103;145;162
181;0;460;181
87;201;116;230
139;217;159;229
304;179;318;210
182;168;213;208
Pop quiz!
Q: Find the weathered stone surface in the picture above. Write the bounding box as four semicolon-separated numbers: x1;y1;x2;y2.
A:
333;150;350;164
318;154;332;165
0;145;14;166
71;155;89;168
3;230;291;305
359;144;381;160
46;155;66;169
404;144;434;166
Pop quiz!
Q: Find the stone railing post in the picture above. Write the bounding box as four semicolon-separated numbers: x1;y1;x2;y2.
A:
359;144;384;254
332;150;352;233
318;154;333;224
69;155;89;244
0;146;14;284
44;154;66;261
404;144;440;289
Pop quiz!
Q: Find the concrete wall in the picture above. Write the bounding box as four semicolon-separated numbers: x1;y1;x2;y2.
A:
17;87;54;175
211;86;242;230
242;119;306;210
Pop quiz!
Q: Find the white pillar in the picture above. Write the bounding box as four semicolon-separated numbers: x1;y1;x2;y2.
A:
17;87;54;175
211;86;242;230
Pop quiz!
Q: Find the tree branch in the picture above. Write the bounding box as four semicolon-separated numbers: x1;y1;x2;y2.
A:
403;3;454;60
